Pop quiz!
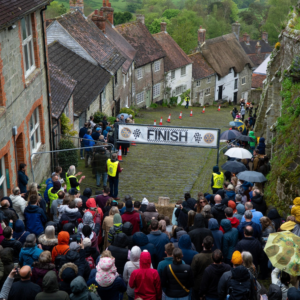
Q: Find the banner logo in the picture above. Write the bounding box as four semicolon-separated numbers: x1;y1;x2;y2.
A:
204;133;215;144
120;127;132;138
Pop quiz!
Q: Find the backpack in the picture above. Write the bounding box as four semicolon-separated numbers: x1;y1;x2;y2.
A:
54;247;69;270
85;255;95;269
227;277;251;300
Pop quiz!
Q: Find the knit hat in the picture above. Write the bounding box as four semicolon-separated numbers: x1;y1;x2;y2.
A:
228;200;237;214
70;242;80;251
95;257;119;287
82;237;91;248
113;213;122;224
227;184;234;191
231;251;243;265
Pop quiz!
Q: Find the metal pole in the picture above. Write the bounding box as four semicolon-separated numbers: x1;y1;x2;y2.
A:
216;129;220;165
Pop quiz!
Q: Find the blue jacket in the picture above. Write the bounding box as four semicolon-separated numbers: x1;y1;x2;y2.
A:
220;219;239;260
241;181;253;192
18;171;28;193
234;204;245;222
237;220;262;239
257;137;266;155
147;231;170;263
103;126;111;138
24;205;47;236
208;218;223;251
19;245;43;267
83;134;95;151
178;234;198;265
225;191;236;201
241;209;263;228
43;178;53;203
13;220;30;245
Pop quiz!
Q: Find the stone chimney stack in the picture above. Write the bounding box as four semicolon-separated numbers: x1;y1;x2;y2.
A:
198;26;206;45
92;10;106;34
256;41;261;54
160;22;167;32
136;14;145;24
100;0;114;25
262;31;268;43
232;22;240;40
243;33;250;45
70;0;84;13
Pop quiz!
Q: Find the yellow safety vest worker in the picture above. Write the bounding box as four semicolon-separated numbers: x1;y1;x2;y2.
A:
48;187;59;207
212;172;224;189
65;173;80;192
107;159;118;177
185;96;190;103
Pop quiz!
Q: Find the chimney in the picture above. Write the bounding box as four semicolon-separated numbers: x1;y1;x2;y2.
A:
92;10;106;33
256;41;261;54
232;22;240;40
100;0;114;25
198;26;206;45
243;33;250;45
160;22;167;32
136;14;145;24
69;0;84;13
262;31;268;43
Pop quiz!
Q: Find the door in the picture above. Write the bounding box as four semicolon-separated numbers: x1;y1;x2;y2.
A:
233;92;238;104
218;85;223;100
199;90;204;106
146;89;151;107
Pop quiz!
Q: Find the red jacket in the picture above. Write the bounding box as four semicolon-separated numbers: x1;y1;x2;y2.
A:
121;211;141;234
129;252;162;300
219;217;240;233
86;198;103;222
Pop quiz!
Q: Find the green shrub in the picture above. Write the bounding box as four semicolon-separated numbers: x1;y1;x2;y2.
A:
60;113;77;136
150;103;158;108
162;100;168;107
93;111;107;123
119;107;135;117
169;97;178;106
107;116;116;123
58;138;78;178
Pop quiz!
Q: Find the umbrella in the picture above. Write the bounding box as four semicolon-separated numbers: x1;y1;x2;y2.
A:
117;113;130;119
229;119;246;134
220;130;242;141
237;135;256;142
236;171;267;182
264;231;300;276
224;148;252;159
221;161;247;173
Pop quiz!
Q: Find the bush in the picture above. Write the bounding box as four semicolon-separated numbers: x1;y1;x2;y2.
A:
60;113;77;136
169;97;178;106
119;107;135;117
58;138;78;178
93;111;107;123
150;103;158;108
107;116;116;123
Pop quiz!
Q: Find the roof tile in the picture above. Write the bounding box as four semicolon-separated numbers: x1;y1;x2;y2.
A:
252;74;266;89
240;40;272;55
188;52;215;79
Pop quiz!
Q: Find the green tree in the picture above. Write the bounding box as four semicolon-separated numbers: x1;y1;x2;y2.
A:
46;1;68;19
149;18;171;33
114;12;133;25
162;9;180;19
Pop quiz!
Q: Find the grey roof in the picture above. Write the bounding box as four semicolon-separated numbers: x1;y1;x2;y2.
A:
240;40;272;55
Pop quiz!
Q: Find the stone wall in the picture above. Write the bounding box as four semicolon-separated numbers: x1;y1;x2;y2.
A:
191;75;216;106
250;89;262;104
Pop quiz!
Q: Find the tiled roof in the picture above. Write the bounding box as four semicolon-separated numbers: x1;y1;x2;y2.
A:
48;41;111;115
56;11;126;75
188;52;215;79
252;74;266;89
104;21;137;73
201;33;254;78
153;31;192;72
0;0;48;29
240;40;272;55
248;53;270;68
115;21;165;68
49;62;77;119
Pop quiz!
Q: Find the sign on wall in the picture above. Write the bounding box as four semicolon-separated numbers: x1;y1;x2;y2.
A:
117;124;220;149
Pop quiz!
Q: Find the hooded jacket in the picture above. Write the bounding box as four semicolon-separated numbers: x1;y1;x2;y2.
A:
234;204;245;222
86;198;103;222
140;198;149;213
24;204;47;236
9;194;27;221
257;137;266;155
122;210;141;234
237;220;262;239
178;234;198;265
208;218;223;251
80;188;92;209
188;214;213;253
132;232;158;268
173;230;196;251
220;219;239;260
122;222;134;249
267;209;282;232
59;263;78;294
70;276;100;300
129;251;162;300
144;203;159;223
219;217;240;234
52;231;70;262
251;194;267;215
59;207;82;231
108;214;123;244
248;131;256;148
147;230;169;263
13;220;30;245
32;261;58;289
19;244;43;267
1;238;22;263
0;248;13;287
84;246;100;263
83;134;95;151
267;284;282;300
211;203;227;225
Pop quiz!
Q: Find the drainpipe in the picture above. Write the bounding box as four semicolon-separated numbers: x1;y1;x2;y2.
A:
151;62;154;104
113;76;116;116
40;4;53;170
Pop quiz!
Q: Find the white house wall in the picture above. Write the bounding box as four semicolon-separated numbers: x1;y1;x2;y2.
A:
215;68;239;102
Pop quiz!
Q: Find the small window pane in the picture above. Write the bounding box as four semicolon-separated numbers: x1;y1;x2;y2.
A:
24;44;29;71
29;40;34;67
30;116;34;131
31;134;35;150
26;16;32;36
21;18;27;40
36;129;39;144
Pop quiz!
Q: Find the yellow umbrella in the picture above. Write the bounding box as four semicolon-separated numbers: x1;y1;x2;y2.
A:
264;231;300;276
233;119;245;133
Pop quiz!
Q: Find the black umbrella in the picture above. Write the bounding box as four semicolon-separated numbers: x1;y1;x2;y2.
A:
237;171;267;182
221;161;247;173
220;130;241;140
237;135;256;142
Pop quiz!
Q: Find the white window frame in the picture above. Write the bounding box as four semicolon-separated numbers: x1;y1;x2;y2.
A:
154;61;160;72
207;77;211;83
21;15;36;78
196;80;201;87
136;91;144;104
153;83;160;98
175;85;183;96
0;157;7;198
205;88;211;96
136;68;143;80
242;77;246;85
30;107;41;154
171;70;175;80
181;66;186;76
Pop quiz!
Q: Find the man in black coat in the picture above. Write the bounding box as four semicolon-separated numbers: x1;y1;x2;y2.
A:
2;226;22;263
0;200;18;223
188;214;213;253
251;189;267;215
211;195;226;225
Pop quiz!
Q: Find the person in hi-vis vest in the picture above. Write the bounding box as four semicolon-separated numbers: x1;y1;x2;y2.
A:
185;94;190;109
106;153;123;200
211;165;224;194
65;165;85;193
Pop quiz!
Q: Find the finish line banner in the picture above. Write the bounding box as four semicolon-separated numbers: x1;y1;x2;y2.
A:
117;124;219;148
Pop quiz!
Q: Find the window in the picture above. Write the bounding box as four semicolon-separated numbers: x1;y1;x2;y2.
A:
64;101;70;118
123;74;125;87
181;66;186;76
171;70;175;80
154;61;160;72
196;80;201;87
101;88;106;104
176;86;183;96
21;15;35;78
207;77;211;83
136;91;144;104
29;107;41;153
126;96;129;107
234;79;238;89
129;68;131;77
0;157;8;199
234;70;237;77
205;88;210;96
241;92;245;99
136;68;143;80
153;83;160;98
114;72;118;85
132;83;135;96
242;77;246;85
